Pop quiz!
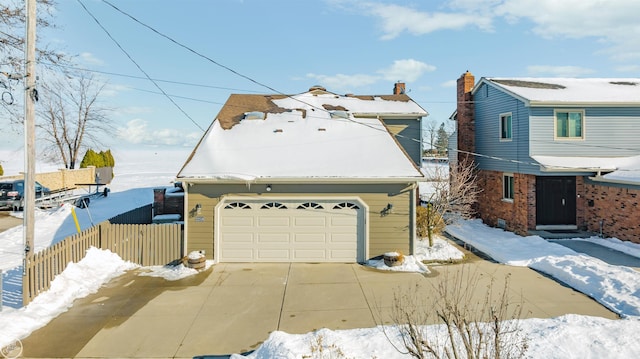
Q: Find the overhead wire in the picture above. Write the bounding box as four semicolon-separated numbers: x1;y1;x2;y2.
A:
75;0;205;132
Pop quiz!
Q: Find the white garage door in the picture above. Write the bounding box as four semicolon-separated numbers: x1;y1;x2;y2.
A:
218;199;364;262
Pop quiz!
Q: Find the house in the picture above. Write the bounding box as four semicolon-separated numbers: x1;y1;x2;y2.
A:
454;71;640;243
176;84;427;262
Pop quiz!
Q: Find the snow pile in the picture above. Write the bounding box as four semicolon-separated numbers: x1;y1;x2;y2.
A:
0;247;138;348
365;237;464;273
446;219;640;318
139;251;214;281
233;315;640;359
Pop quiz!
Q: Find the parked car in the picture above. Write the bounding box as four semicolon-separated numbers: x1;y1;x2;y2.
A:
0;179;51;210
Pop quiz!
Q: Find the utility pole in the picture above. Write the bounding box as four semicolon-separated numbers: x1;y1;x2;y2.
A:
23;0;37;304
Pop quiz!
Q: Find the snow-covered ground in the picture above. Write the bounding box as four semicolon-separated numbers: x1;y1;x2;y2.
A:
2;149;640;358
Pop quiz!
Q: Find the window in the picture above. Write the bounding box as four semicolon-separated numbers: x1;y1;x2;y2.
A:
503;174;514;201
224;202;251;209
500;113;512;140
555;110;584;139
260;202;287;209
333;202;360;210
297;202;324;210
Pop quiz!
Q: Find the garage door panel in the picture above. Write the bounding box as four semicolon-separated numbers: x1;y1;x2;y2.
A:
257;233;290;243
330;233;357;242
330;215;357;226
257;249;291;260
330;249;358;261
222;216;254;226
294;216;327;227
220;249;255;261
259;216;290;226
221;233;254;243
294;233;327;243
293;249;327;260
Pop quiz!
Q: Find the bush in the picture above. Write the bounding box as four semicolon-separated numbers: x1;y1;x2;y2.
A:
416;205;445;239
0;164;3;176
80;149;115;168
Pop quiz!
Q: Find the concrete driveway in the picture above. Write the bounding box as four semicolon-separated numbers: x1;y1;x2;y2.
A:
20;251;617;358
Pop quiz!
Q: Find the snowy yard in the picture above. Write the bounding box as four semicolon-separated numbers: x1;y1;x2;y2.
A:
1;149;640;357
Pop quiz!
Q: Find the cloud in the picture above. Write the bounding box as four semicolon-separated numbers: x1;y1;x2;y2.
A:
441;80;457;88
361;2;493;40
527;65;595;77
355;0;640;61
615;65;640;73
305;73;378;90
79;52;104;66
306;59;435;92
377;59;436;82
118;119;201;147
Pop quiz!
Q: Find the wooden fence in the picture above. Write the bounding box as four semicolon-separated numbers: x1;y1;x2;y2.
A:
23;220;183;305
109;204;153;224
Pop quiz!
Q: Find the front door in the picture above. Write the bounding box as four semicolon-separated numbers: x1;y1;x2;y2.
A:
536;176;576;227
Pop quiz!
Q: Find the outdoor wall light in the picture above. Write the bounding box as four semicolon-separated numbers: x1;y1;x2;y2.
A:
386;203;393;211
195;203;202;214
266;185;272;192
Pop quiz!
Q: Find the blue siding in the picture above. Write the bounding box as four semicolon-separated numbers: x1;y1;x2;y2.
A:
530;107;640;157
382;118;422;166
473;84;538;174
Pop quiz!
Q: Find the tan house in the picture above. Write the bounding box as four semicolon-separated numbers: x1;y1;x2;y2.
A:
177;85;427;262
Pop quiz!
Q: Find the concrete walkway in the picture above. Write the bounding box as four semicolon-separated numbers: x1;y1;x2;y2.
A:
20;252;618;358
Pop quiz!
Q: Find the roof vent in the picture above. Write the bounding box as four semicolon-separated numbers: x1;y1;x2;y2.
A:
309;85;327;92
243;111;265;120
274;129;283;133
329;110;349;119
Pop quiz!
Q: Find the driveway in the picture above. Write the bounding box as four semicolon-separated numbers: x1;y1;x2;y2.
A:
0;211;21;232
20;251;617;358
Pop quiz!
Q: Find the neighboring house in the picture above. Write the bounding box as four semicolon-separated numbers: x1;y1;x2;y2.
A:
176;84;427;262
454;71;640;243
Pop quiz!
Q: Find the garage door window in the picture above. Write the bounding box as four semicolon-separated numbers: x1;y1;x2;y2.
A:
333;202;360;210
261;202;288;209
224;202;252;209
297;202;324;209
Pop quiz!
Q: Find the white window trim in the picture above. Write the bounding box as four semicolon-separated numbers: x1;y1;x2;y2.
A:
554;109;586;141
502;173;514;203
499;112;513;142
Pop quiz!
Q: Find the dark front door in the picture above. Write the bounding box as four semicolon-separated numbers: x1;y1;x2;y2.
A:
536;176;576;226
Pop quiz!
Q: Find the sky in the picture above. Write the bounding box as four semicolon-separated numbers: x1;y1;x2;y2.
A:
2;0;640;153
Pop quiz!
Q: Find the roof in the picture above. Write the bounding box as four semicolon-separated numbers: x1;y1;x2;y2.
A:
533;155;640;185
177;88;427;182
476;77;640;106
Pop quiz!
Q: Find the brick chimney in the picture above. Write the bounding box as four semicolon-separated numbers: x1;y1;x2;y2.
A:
456;71;475;165
393;82;406;95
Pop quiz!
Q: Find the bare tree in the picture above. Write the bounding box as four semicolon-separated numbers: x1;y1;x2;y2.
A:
419;159;481;245
37;73;112;168
1;0;67;125
423;119;439;156
380;266;529;359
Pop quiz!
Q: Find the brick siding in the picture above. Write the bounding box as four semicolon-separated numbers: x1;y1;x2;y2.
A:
582;182;640;244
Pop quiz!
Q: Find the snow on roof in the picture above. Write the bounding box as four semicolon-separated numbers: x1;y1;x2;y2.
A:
533;155;640;184
178;91;426;180
484;77;640;105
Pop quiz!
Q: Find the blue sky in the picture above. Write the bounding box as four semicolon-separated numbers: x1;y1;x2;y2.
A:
3;0;640;151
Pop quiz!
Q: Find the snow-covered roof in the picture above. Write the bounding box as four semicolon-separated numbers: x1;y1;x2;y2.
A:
480;77;640;106
533;155;640;185
177;89;427;181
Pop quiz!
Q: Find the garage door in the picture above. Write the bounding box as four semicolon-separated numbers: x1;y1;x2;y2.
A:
218;199;364;262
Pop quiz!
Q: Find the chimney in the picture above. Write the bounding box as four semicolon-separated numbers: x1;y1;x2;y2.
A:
393;82;406;95
456;71;475;165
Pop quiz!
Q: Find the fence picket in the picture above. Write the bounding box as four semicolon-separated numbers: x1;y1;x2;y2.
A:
22;205;183;305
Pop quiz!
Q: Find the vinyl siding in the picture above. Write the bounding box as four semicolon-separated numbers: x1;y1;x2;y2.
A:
382;118;422;166
530;107;640;157
474;84;537;174
184;183;414;261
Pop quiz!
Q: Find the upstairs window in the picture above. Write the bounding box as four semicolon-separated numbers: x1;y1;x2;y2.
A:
555;110;584;139
503;174;514;202
500;113;512;140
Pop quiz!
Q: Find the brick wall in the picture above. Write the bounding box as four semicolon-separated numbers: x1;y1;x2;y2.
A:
456;71;475;165
476;170;534;236
582;181;640;243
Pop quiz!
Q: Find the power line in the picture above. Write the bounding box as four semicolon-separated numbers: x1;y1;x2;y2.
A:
76;0;205;132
